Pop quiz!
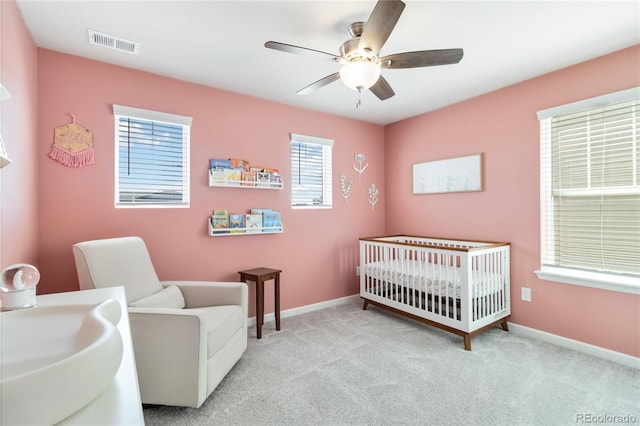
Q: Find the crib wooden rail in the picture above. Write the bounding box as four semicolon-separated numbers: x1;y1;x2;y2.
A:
359;235;511;350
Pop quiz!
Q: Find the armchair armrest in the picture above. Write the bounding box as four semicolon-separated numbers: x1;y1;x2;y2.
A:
161;281;247;309
127;307;208;407
160;282;248;347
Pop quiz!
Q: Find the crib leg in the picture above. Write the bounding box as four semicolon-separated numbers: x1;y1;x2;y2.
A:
362;299;369;310
463;334;471;351
500;318;509;332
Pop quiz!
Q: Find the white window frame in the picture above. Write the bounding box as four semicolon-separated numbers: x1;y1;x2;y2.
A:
113;105;191;208
535;87;640;295
290;133;333;209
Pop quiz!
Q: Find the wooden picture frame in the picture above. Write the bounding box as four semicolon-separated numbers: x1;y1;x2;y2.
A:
413;153;483;194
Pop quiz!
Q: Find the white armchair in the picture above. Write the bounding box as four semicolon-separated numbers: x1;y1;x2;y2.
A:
72;236;247;408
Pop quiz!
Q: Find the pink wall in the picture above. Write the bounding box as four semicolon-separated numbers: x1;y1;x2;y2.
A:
5;3;638;357
36;50;386;316
385;45;640;357
0;0;39;269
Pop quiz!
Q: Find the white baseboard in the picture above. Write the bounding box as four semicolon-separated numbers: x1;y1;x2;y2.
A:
508;322;640;370
247;294;360;327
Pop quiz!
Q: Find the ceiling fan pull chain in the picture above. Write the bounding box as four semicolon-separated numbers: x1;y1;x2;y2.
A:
356;89;362;109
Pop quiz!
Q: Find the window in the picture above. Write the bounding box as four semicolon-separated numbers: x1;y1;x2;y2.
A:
290;133;333;208
113;105;191;207
536;87;640;294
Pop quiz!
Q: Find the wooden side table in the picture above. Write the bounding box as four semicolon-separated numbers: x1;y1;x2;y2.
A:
238;267;281;339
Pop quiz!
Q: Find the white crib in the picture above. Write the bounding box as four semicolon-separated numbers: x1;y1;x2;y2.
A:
359;235;511;350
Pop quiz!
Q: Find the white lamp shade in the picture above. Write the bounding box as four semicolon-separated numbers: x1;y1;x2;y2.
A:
339;61;381;91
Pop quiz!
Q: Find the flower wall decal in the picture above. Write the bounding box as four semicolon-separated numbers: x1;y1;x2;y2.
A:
368;183;379;211
340;174;352;204
353;153;369;182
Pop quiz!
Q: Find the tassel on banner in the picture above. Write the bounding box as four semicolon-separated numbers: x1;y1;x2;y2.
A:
48;143;95;168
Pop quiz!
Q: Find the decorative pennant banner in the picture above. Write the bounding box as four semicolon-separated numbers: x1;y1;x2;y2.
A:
49;114;95;167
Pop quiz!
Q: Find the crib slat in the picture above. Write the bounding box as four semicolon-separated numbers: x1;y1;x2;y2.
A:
479;254;485;319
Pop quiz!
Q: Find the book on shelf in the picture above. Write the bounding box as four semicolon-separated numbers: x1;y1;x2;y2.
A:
256;171;271;185
210;168;230;184
230;158;250;170
250;208;271;218
241;170;257;186
229;214;245;233
262;211;282;231
244;214;262;233
209;158;232;169
228;169;243;182
211;210;229;234
263;168;281;184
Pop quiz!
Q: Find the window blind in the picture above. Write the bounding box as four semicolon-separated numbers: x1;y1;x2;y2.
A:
290;133;333;208
113;105;191;207
539;94;640;278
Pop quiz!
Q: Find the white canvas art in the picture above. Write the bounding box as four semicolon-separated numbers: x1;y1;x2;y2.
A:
413;153;483;194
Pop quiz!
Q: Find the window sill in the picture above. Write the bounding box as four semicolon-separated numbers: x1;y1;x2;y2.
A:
291;205;332;210
535;267;640;295
115;203;189;209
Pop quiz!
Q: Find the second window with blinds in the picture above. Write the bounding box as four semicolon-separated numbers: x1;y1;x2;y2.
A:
290;133;333;209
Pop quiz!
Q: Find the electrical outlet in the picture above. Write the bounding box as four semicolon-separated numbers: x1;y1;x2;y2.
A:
356;266;360;276
521;287;532;302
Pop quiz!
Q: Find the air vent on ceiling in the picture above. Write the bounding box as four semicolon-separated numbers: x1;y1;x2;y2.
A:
88;30;140;55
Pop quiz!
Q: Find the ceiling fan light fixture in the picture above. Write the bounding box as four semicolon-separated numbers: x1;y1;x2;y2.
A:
339;60;381;92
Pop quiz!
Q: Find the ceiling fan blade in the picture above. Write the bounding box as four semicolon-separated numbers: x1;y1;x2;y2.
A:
369;75;395;101
265;41;341;62
380;49;464;69
358;0;406;54
297;73;341;95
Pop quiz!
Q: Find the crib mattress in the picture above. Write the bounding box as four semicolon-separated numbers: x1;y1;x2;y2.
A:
364;260;504;299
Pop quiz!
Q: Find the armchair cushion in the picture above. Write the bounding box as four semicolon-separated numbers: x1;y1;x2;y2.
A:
129;285;185;309
73;236;163;303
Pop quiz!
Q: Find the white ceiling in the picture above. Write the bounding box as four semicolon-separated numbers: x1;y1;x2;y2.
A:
16;0;640;125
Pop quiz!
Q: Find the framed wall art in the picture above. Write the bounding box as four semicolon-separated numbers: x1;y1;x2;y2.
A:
413;153;483;195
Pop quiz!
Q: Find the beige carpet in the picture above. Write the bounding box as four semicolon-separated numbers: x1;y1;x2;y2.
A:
143;298;640;425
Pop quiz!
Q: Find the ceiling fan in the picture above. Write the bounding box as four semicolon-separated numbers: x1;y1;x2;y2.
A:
264;0;463;102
